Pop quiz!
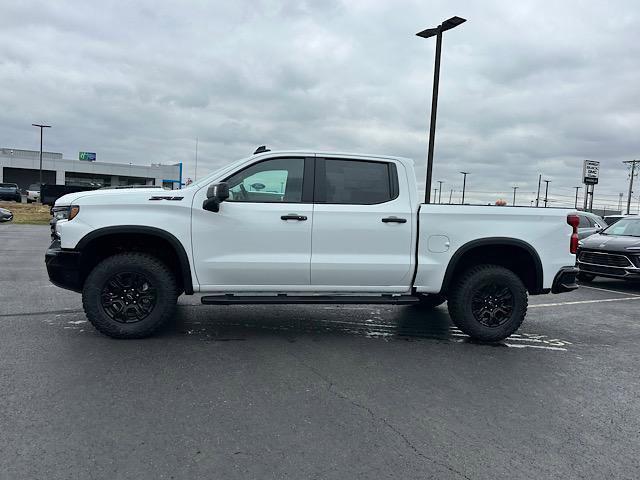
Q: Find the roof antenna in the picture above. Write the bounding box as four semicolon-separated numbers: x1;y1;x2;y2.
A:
253;145;270;155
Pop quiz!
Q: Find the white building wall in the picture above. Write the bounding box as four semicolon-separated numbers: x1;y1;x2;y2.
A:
0;148;181;188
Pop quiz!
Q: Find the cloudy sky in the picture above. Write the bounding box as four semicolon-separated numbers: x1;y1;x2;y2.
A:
1;0;639;209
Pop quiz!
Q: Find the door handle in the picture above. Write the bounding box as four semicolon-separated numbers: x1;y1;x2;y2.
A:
281;214;308;221
382;216;407;223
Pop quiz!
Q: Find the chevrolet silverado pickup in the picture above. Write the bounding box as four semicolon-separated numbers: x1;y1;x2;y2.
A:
45;150;579;341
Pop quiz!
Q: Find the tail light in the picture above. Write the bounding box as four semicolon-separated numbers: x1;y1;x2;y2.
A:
567;214;579;254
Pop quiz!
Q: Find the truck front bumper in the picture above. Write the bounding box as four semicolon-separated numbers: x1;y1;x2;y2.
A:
45;240;82;293
551;266;579;294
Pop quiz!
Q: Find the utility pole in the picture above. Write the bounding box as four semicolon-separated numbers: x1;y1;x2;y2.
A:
624;160;640;215
417;16;466;204
194;137;199;181
535;174;542;207
32;123;51;185
512;186;519;206
543;180;551;207
433;188;438;202
437;180;443;203
460;171;469;204
618;192;624;212
574;186;581;209
449;188;453;204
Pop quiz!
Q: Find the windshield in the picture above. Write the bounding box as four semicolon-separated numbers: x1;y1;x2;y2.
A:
189;155;253;189
603;218;640;237
0;183;17;188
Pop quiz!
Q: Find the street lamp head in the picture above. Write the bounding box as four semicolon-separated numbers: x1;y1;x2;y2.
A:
442;16;467;31
32;124;51;128
416;27;439;39
417;16;466;38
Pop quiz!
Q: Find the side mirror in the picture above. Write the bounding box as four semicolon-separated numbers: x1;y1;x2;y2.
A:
203;182;230;212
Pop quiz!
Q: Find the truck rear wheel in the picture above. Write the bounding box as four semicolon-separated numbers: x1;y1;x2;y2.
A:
448;265;528;342
82;253;178;339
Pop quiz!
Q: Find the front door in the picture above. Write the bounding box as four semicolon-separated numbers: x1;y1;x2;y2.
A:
310;157;414;292
192;157;314;290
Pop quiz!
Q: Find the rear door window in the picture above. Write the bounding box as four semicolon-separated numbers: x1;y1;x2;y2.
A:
316;159;398;205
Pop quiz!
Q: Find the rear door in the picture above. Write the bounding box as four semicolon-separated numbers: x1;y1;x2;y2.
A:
310;157;414;292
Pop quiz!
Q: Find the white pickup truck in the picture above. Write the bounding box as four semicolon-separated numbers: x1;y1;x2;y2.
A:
46;150;579;341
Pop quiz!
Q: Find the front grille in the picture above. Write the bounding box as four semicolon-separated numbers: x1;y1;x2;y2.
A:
579;264;631;277
578;251;632;268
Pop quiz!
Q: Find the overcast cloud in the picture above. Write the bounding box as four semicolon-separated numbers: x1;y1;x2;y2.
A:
1;0;639;208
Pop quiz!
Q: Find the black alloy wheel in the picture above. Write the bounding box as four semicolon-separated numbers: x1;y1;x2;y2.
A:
101;272;157;323
470;283;514;328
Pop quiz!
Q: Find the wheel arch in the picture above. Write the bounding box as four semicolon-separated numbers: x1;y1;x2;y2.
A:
441;237;544;296
75;226;194;295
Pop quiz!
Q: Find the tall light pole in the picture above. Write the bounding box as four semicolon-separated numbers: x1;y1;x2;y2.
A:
449;188;453;204
535;174;542;207
417;16;466;204
32;123;51;185
624;160;639;215
543;180;551;207
512;186;519;206
574;186;582;209
460;171;469;204
437;180;444;203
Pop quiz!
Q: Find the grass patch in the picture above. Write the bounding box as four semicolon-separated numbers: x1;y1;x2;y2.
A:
0;201;51;225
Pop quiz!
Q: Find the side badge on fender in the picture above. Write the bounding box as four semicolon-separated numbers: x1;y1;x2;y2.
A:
149;196;184;201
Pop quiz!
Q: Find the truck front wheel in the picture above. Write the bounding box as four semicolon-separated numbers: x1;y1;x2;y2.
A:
447;265;528;342
82;253;178;339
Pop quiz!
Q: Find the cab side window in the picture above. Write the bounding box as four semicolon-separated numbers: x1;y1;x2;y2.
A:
225;158;304;203
319;159;399;205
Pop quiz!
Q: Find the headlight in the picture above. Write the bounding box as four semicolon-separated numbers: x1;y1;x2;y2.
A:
51;205;80;221
578;240;584;247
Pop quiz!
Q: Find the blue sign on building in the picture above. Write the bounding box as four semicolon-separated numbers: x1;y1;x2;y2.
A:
79;152;96;161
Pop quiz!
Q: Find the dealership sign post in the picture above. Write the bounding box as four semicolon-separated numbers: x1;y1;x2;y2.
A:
79;152;96;161
582;160;600;211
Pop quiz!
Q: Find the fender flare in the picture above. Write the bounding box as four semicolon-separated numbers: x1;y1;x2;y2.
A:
76;225;194;295
440;237;544;295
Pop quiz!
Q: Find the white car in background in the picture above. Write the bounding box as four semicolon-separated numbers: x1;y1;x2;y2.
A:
26;184;40;203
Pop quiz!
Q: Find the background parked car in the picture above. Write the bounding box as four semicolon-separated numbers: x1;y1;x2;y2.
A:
604;214;627;226
577;216;640;282
26;184;41;203
0;183;22;202
577;212;607;239
0;207;14;222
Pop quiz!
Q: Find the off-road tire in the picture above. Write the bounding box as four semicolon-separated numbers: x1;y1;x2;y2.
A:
415;294;446;309
448;264;528;342
82;253;178;339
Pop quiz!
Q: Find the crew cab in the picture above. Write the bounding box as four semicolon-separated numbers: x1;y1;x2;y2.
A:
45;150;579;341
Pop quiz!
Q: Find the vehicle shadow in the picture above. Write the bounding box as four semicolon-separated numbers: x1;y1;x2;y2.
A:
163;303;475;344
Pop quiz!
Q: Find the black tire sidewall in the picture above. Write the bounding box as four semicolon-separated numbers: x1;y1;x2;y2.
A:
83;253;177;338
449;265;528;342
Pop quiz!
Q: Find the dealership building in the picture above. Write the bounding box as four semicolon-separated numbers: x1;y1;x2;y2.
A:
0;148;183;190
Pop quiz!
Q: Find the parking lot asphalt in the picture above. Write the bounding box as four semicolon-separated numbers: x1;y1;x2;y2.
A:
1;224;639;480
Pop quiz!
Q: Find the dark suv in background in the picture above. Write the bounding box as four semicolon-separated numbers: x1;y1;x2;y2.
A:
577;216;640;282
0;183;22;202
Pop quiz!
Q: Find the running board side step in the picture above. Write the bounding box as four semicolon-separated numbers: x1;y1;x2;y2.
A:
201;295;420;305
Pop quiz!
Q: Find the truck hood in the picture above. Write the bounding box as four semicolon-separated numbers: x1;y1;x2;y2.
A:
580;233;640;252
55;187;173;206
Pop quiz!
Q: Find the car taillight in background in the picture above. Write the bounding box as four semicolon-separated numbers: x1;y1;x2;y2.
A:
567;214;580;254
